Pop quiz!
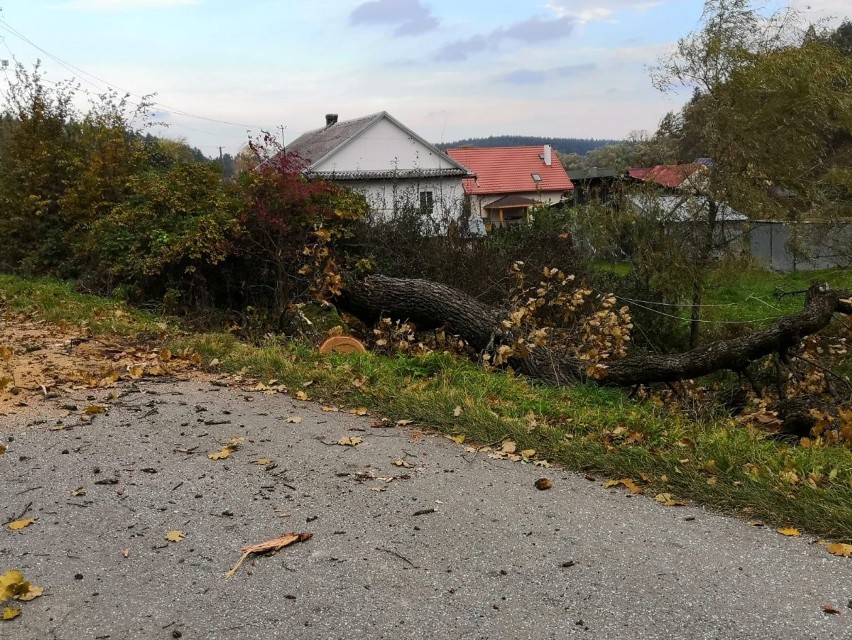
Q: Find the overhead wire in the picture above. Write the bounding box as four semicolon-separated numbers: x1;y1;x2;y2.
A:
0;18;269;131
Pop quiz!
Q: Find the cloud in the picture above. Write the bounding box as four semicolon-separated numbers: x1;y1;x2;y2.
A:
57;0;201;9
501;63;596;84
435;15;576;61
547;0;665;22
350;0;439;37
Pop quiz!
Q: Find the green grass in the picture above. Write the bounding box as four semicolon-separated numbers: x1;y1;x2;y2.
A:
703;267;852;325
4;273;852;542
0;274;168;335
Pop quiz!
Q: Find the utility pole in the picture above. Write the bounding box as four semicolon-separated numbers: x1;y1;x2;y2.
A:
219;146;225;180
278;125;286;151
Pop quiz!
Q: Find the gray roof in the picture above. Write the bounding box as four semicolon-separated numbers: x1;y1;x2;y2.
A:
285;111;472;178
287;112;383;168
311;168;470;181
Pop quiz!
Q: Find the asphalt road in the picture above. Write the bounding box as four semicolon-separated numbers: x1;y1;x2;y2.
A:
1;379;851;640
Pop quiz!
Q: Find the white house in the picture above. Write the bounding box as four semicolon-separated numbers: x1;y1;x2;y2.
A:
285;112;475;230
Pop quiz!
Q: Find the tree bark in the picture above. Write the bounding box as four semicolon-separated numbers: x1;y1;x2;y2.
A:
338;275;852;388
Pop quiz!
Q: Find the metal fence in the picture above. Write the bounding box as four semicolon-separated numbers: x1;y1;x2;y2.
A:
740;221;852;272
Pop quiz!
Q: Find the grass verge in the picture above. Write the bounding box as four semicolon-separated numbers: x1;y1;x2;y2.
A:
3;273;852;542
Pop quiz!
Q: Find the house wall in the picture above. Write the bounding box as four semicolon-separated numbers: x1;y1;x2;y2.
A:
313;118;460;174
341;176;476;233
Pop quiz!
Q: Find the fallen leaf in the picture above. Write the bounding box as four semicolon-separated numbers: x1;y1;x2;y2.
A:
0;444;5;455
321;406;339;412
295;391;309;401
777;527;801;538
128;366;144;379
69;486;86;497
122;548;130;558
535;478;553;490
519;449;536;459
349;407;369;416
500;440;517;454
208;446;234;460
822;604;841;615
604;478;645;495
338;437;363;447
654;493;686;507
165;530;186;543
446;434;465;444
16;585;43;602
2;607;20;621
286;416;303;424
820;541;852;558
396;419;414;426
251;458;274;466
7;518;36;531
0;571;29;601
392;458;413;468
453;406;463;417
225;532;312;578
83;405;106;415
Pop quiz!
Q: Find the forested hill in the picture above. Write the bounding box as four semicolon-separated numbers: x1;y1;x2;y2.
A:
436;135;619;156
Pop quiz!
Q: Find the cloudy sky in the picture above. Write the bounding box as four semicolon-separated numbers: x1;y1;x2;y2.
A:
0;0;846;157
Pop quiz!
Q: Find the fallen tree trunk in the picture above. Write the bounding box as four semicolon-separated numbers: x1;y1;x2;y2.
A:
339;275;852;387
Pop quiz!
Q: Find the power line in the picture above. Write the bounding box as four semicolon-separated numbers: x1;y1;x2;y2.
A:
0;18;270;131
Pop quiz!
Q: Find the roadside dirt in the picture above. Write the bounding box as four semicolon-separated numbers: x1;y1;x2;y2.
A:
0;312;205;425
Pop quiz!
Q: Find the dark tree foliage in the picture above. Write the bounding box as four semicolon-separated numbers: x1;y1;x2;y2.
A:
437;135;618;156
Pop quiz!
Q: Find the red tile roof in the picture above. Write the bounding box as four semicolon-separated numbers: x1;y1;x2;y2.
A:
446;146;573;196
629;163;706;189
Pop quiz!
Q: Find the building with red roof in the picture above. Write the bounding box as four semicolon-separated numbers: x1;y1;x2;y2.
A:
446;145;573;230
627;163;707;190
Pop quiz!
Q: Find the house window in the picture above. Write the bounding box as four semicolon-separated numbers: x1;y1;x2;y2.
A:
419;190;434;215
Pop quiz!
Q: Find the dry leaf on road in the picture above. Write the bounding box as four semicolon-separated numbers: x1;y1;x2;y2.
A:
7;518;36;531
225;532;313;578
338;437;363;447
777;527;801;537
819;541;852;557
2;607;21;621
0;570;30;601
604;478;645;495
165;530;186;543
286;416;303;424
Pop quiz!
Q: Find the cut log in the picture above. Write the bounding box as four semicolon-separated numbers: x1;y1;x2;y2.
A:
338;275;852;388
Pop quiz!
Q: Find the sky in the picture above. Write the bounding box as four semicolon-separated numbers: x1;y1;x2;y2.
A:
0;0;847;157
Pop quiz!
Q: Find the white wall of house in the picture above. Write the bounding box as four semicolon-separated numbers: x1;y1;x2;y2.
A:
313;118;460;174
342;176;469;231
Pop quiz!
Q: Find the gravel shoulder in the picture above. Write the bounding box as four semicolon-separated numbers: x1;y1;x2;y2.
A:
1;378;851;639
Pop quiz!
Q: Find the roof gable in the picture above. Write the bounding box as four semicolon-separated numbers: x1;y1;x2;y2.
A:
446;146;573;195
286;111;472;179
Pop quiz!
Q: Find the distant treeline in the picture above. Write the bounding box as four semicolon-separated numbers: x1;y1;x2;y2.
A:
436;135;620;156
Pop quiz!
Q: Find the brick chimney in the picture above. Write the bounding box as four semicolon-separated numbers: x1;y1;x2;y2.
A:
325;114;338;127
